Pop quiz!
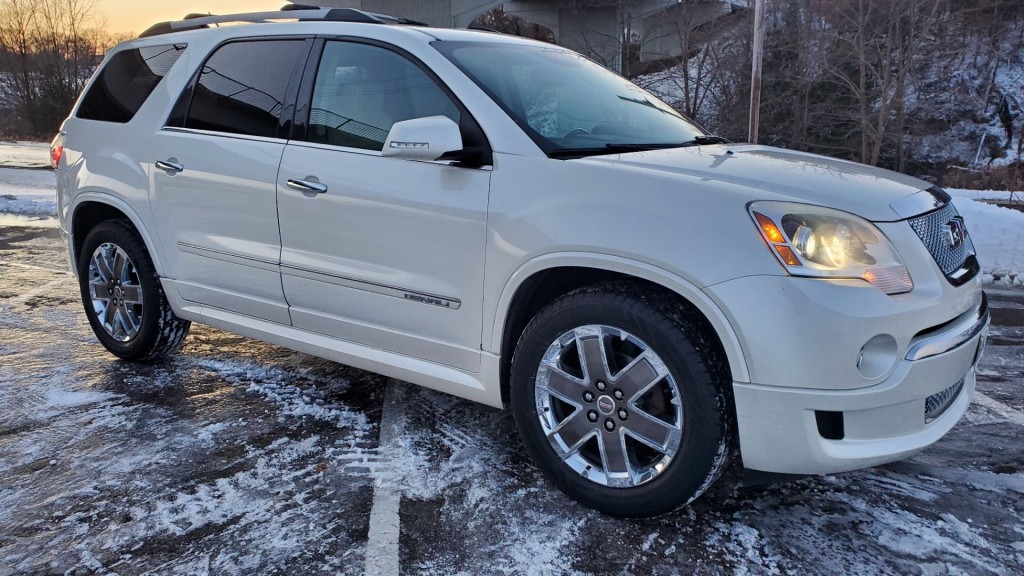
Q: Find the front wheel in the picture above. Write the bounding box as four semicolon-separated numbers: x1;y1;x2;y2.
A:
78;220;190;361
511;283;733;517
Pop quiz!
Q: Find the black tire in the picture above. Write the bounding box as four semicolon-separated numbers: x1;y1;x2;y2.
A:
78;219;191;361
510;282;734;517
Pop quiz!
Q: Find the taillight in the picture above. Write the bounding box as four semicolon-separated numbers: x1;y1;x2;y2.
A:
50;131;66;169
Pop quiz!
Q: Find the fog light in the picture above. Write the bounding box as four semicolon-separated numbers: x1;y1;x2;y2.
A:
857;334;898;379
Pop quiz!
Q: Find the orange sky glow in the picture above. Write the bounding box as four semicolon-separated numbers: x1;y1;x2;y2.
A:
96;1;290;34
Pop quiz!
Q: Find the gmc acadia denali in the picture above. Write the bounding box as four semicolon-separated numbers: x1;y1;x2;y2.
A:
52;7;989;517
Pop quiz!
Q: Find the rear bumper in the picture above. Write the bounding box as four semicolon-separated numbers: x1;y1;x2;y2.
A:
733;302;988;474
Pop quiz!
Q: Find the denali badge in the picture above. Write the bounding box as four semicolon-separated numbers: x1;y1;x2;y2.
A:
944;216;967;248
403;293;456;309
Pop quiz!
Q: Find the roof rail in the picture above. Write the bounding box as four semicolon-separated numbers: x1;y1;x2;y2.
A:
138;7;426;39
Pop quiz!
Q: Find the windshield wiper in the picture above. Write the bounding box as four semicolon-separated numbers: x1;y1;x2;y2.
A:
549;136;732;159
549;143;689;159
684;135;731;146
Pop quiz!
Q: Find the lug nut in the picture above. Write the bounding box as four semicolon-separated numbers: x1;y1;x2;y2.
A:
618;409;628;421
587;410;599;423
604;419;616;432
596;381;607;391
613;389;624;400
583;391;595;403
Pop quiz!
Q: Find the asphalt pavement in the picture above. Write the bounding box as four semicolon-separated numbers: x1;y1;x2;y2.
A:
1;217;1022;575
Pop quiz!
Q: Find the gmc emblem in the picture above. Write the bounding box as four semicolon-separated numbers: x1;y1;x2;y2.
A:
944;216;967;248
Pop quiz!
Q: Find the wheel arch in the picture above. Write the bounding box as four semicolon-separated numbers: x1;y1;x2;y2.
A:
70;194;164;278
490;253;750;404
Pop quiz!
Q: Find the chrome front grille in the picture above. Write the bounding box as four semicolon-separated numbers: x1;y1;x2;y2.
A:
925;377;965;423
908;203;975;280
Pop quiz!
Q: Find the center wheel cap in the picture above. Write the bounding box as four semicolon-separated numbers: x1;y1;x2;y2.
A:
596;395;615;415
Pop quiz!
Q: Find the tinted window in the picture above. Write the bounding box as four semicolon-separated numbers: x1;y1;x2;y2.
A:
78;44;186;123
308;42;459;151
185;40;306;138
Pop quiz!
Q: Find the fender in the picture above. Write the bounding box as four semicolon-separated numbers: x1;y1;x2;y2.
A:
69;192;168;279
488;252;751;384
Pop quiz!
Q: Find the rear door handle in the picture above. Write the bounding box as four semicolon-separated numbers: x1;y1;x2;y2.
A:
287;179;328;194
156;160;184;174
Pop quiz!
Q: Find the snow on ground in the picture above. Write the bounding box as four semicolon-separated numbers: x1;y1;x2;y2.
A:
0;141;49;169
0;167;56;216
1;203;1023;574
948;189;1024;283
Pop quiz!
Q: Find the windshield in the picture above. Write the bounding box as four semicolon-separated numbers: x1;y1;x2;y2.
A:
434;41;706;158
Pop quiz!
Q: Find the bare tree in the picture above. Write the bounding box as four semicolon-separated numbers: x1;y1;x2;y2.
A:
0;0;110;137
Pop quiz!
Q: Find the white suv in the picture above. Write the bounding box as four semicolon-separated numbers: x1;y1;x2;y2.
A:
52;7;989;517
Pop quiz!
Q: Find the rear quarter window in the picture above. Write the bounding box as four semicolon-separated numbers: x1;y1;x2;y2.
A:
77;44;187;123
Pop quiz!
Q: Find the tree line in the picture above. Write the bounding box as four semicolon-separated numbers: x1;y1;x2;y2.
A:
0;0;127;138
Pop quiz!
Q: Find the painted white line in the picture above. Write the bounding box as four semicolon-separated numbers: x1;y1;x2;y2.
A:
0;259;70;275
974;392;1024;427
5;276;67;307
365;379;405;576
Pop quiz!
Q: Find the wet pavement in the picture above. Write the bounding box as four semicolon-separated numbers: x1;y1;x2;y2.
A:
1;217;1022;575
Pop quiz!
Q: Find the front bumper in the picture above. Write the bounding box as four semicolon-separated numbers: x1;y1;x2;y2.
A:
729;294;988;475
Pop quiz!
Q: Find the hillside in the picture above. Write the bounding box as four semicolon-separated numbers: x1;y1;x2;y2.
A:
636;0;1024;187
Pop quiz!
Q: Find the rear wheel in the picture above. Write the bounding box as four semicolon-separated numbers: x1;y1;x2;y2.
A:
78;220;190;361
511;283;733;517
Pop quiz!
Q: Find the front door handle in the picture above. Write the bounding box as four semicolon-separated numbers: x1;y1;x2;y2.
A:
156;160;184;174
287;179;328;194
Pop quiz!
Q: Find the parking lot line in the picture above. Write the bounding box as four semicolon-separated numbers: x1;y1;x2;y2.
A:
0;259;70;275
3;276;66;307
974;392;1024;427
365;380;405;576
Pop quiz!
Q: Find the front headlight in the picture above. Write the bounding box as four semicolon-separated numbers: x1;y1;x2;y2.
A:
749;201;913;295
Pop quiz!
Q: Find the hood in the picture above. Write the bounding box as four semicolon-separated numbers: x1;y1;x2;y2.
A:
577;144;934;222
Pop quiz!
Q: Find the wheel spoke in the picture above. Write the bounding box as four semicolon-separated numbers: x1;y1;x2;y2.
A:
102;300;117;327
93;251;114;283
120;284;143;305
577;334;609;383
598;430;631;476
544;366;586;403
548;409;595;457
625;409;679;452
90;281;113;300
122;308;142;334
615;354;661;399
112;249;129;281
114;308;128;339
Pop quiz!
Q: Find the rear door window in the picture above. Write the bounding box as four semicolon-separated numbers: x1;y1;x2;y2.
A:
77;44;186;123
183;40;308;138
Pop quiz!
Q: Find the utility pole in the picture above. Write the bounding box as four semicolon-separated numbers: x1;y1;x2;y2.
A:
748;0;767;144
620;1;633;78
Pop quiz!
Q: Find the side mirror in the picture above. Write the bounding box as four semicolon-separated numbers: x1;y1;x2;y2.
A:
382;116;463;162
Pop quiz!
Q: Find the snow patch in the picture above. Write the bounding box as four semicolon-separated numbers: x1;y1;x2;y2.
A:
45;388;114;408
0;167;56;216
189;357;370;434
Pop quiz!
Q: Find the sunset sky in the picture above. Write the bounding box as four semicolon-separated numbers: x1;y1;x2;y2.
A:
96;1;288;34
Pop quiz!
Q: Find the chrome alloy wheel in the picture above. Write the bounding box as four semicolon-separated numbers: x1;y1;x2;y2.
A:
88;243;144;342
535;325;683;488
